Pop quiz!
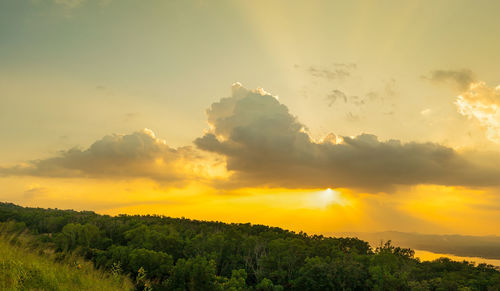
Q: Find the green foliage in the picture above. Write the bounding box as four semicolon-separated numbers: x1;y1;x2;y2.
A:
0;202;499;291
129;248;173;280
369;241;417;290
256;278;283;291
292;256;335;290
163;256;218;291
221;269;248;291
55;223;101;251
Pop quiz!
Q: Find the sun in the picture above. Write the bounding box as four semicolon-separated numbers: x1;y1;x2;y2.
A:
308;188;347;209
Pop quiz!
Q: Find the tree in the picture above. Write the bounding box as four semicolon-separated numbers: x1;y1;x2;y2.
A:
129;248;173;280
163;256;219;291
221;269;247;291
292;257;335;291
255;278;283;291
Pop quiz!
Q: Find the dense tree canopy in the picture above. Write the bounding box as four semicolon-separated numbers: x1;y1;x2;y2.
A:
0;202;498;290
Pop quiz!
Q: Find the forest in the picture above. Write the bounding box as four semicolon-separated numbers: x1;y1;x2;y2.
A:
0;202;499;291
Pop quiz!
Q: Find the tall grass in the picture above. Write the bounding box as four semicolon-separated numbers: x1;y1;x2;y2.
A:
0;229;133;291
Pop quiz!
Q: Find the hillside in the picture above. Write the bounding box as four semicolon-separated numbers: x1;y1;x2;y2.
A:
0;202;499;290
0;229;133;290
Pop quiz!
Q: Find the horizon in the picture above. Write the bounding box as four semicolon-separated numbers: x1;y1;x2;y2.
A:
6;200;500;238
3;201;500;268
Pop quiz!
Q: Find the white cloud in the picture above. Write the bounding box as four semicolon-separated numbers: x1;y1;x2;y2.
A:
456;82;500;142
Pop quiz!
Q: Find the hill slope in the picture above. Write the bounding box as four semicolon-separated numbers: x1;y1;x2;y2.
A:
0;234;133;290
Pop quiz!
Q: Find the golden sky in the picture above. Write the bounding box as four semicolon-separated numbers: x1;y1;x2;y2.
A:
1;0;500;237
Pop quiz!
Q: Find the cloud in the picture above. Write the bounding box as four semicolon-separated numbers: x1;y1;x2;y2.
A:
4;83;500;192
456;81;500;142
326;89;348;106
325;80;396;109
425;69;500;142
195;83;500;192
296;63;356;81
298;64;395;111
425;69;476;91
325;88;385;108
0;129;214;184
345;112;360;121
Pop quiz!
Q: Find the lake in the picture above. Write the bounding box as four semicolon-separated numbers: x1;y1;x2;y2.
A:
414;249;500;267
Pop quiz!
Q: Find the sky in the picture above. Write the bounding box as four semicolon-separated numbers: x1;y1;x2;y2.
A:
1;0;500;237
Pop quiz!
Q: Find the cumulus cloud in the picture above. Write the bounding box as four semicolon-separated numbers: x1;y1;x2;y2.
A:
0;129;214;184
456;81;500;142
4;83;500;192
195;83;500;191
425;69;476;91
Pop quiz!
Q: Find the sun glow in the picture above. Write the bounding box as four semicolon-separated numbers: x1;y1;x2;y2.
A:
308;188;348;209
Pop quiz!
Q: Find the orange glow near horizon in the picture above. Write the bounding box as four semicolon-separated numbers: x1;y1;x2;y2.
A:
2;176;498;237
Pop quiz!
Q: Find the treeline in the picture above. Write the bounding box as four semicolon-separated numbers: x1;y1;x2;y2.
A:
0;202;499;290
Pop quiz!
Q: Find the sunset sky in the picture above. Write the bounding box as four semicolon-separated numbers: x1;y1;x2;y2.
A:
1;0;500;237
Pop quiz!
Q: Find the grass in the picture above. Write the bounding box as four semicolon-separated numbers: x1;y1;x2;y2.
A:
0;233;133;291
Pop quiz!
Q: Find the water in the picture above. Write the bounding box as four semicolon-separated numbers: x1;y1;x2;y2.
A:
414;249;500;267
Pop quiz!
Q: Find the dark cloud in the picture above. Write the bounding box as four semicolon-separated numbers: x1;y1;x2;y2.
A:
195;83;500;192
0;129;202;183
425;69;476;91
